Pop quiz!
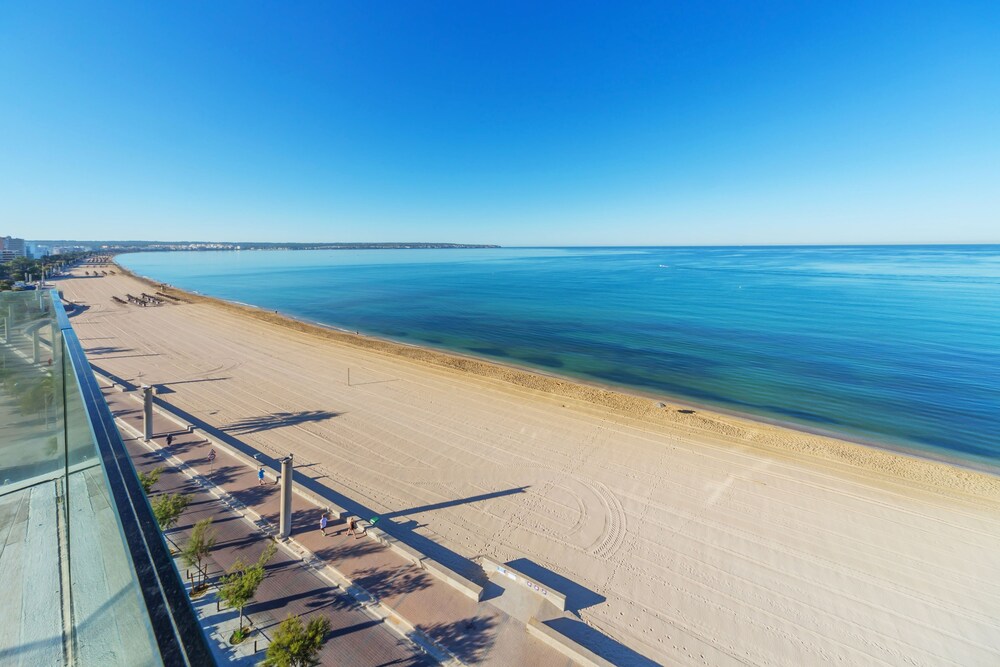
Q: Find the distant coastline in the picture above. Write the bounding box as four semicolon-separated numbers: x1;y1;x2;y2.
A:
32;240;500;253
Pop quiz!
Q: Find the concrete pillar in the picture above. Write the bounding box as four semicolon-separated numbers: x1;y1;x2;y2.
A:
279;454;294;538
142;385;153;442
32;329;40;363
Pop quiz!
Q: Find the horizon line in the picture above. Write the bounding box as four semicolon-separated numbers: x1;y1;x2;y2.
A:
24;240;1000;248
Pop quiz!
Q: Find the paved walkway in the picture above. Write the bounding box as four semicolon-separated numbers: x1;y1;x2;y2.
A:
117;397;434;666
104;385;577;666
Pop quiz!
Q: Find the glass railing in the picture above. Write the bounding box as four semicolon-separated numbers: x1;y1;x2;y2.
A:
0;289;213;666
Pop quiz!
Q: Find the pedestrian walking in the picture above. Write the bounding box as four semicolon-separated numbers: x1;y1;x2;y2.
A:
258;466;265;486
320;514;328;536
346;517;357;538
166;434;173;447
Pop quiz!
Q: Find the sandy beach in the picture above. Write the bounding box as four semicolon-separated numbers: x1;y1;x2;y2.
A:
61;266;1000;666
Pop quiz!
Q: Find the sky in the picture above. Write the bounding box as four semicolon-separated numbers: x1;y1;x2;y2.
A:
1;2;998;246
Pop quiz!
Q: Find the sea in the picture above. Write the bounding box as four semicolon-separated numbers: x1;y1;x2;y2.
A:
118;246;1000;469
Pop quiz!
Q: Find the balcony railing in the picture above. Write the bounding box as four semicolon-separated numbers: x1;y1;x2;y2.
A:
0;289;213;666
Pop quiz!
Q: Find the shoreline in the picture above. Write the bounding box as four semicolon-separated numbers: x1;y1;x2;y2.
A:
113;260;1000;499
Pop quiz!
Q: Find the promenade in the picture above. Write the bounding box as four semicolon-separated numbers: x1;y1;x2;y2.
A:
105;386;580;666
115;392;433;666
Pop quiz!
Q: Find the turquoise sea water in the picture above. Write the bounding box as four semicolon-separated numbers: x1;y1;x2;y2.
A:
119;246;1000;468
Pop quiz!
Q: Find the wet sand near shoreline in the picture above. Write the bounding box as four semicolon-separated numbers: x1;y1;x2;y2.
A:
62;267;1000;666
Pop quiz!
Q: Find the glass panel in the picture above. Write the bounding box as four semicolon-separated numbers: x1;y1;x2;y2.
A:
63;326;96;470
0;291;163;666
0;290;67;664
64;330;160;665
0;290;64;492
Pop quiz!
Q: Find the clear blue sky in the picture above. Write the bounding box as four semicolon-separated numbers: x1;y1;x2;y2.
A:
1;2;997;245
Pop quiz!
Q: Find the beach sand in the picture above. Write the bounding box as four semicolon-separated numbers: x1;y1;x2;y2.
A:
62;267;1000;666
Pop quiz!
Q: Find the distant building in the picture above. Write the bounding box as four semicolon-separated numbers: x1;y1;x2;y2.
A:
50;244;92;255
28;243;50;258
1;236;27;261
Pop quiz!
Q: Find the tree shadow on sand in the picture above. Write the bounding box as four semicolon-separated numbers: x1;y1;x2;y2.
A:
222;410;340;435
